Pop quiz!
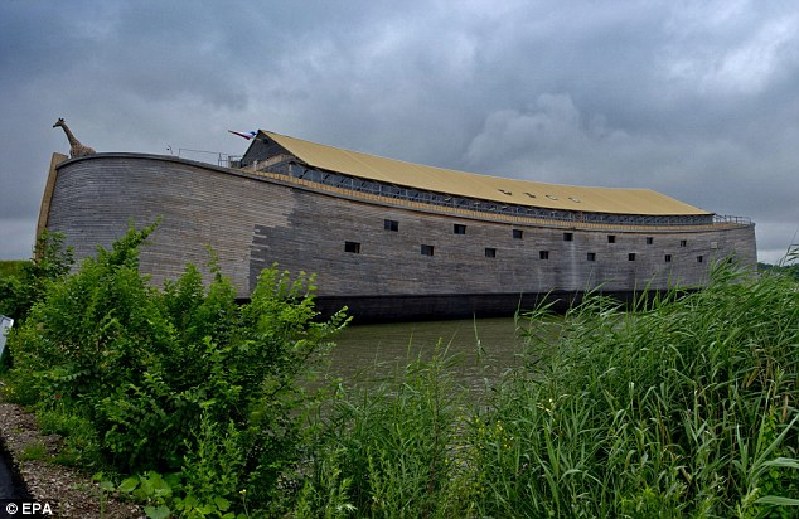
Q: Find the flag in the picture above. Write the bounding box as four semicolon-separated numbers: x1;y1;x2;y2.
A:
228;130;257;140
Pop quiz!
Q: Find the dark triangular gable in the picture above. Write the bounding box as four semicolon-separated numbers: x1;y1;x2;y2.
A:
240;132;296;167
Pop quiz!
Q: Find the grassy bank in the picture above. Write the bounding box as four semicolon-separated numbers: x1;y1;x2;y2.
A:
0;260;28;280
2;228;798;517
297;266;799;518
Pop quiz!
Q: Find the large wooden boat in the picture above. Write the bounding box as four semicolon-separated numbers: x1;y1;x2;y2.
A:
39;131;756;321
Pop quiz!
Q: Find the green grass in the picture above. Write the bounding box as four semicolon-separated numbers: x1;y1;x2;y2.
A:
0;260;28;280
299;265;799;518
19;441;50;462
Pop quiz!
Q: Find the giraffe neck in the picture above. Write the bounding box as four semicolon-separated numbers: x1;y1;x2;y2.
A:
61;125;81;147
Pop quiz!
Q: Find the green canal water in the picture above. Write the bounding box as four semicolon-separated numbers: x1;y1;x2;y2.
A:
326;316;548;388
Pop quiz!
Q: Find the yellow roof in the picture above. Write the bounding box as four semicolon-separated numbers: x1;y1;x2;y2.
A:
260;131;710;216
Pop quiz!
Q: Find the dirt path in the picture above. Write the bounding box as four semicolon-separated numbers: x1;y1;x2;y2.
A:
0;395;144;518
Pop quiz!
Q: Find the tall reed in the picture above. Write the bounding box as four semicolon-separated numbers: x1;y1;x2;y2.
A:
474;264;799;518
301;264;799;518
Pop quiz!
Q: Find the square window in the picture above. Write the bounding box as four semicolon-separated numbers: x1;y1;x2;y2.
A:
697;255;704;263
665;254;672;263
513;229;523;239
485;247;496;258
421;244;435;257
647;237;654;244
539;250;549;260
344;241;360;254
680;240;688;247
454;224;466;234
383;219;398;232
607;235;616;244
628;253;636;261
587;252;596;262
563;232;574;242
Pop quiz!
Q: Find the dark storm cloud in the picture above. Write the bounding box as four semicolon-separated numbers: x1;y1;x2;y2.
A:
1;1;797;263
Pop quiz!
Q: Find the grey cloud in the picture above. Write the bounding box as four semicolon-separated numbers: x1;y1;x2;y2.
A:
0;1;797;263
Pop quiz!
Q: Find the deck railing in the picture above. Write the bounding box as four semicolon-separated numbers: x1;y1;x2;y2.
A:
178;149;242;168
241;167;752;232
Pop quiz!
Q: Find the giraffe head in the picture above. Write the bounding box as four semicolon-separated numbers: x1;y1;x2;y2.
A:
53;117;65;128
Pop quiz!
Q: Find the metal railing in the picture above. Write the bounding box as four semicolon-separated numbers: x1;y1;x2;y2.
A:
241;168;752;232
243;162;753;229
177;148;242;168
713;214;752;225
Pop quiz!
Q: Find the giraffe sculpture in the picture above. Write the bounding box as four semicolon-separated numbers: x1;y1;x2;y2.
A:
53;117;96;158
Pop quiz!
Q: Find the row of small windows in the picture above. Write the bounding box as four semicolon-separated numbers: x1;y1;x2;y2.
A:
566;232;688;247
346;241;703;263
553;252;703;263
385;220;693;248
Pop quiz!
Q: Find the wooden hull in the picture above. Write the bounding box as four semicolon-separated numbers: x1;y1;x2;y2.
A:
41;153;757;321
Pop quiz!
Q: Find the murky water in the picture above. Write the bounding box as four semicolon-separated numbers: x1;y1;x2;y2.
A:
326;316;550;388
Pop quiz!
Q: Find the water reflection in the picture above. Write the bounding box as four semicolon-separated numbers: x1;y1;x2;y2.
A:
327;316;538;388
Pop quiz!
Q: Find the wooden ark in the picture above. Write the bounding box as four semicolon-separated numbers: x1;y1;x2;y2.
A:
39;131;756;321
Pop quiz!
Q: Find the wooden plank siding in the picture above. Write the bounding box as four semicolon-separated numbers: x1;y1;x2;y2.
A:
44;153;757;319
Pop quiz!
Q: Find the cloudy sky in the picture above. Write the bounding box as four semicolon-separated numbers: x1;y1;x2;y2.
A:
1;1;797;263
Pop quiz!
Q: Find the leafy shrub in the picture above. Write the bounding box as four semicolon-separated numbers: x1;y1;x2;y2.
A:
0;230;74;322
0;231;73;370
6;223;349;515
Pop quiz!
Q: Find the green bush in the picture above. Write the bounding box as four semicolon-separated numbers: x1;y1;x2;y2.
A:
0;230;74;322
6;223;349;515
0;260;28;280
